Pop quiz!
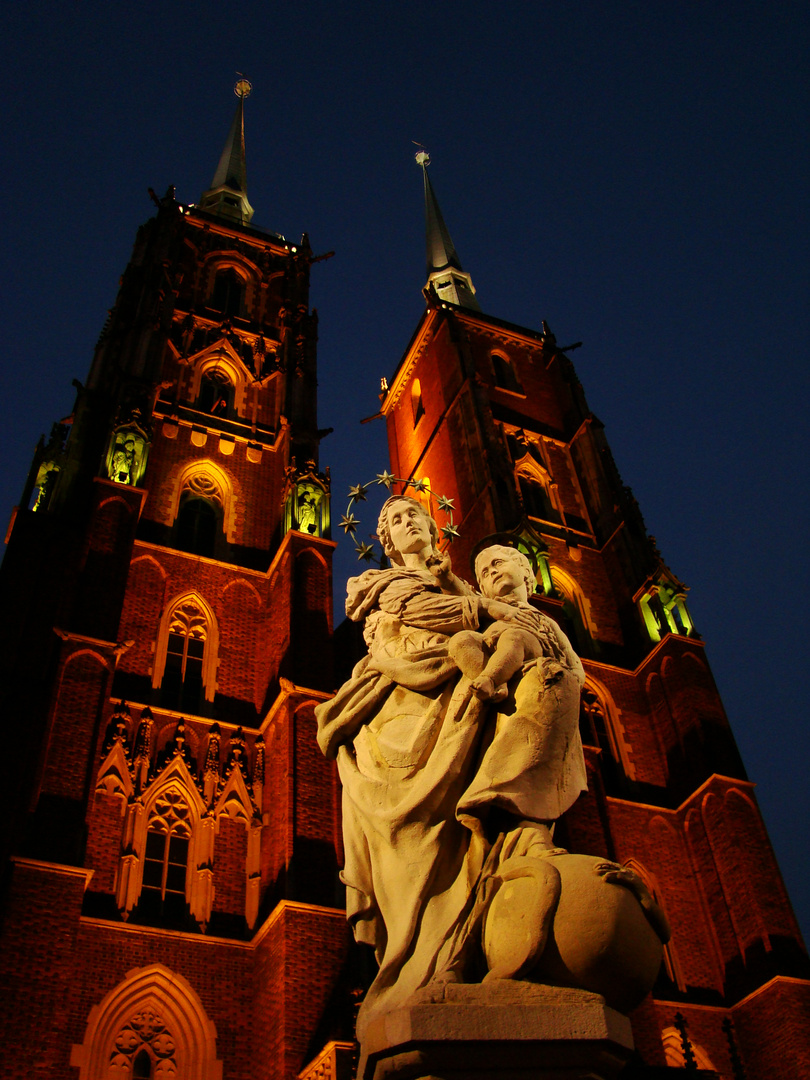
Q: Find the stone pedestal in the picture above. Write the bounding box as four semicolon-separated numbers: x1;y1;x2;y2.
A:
358;982;634;1080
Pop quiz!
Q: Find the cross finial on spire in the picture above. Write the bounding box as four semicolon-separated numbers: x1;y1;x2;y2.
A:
198;79;255;225
415;149;480;312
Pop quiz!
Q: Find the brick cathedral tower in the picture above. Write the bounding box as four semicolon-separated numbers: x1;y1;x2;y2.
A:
0;85;353;1080
2;94;809;1080
373;152;810;1077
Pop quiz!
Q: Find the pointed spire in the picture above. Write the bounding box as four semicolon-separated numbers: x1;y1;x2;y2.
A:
416;151;480;312
199;79;255;225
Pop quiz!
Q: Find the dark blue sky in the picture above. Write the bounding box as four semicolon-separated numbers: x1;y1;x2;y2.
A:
2;3;808;939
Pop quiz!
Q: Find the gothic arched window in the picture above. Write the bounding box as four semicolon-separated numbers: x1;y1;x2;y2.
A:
518;473;554;521
176;496;219;558
138;791;192;924
152;594;219;713
579;689;611;751
171;465;233;557
550;568;597;658
211;268;244;317
173;471;226;558
132;1049;152;1078
492;353;523;393
579;687;622;787
198;368;234;417
411;378;425;425
71;965;221;1080
159;600;209;712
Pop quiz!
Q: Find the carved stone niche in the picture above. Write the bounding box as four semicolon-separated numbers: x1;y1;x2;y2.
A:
283;459;331;538
105;420;151;488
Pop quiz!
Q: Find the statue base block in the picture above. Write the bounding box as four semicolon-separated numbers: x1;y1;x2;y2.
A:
358;982;634;1080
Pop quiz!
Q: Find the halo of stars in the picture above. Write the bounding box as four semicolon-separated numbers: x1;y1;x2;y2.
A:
340;473;459;565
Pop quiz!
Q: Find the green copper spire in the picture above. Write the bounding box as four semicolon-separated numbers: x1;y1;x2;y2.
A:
416;150;480;311
199;79;255;225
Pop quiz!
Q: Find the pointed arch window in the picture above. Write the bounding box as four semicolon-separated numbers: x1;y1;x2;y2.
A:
71;963;222;1080
171;463;234;555
579;686;628;787
211;268;244;318
198;368;235;418
132;1050;152;1079
160;601;208;711
550;567;598;658
492;352;523;393
411;378;425;425
174;473;225;558
176;496;219;557
518;473;555;521
579;688;612;753
138;791;192;924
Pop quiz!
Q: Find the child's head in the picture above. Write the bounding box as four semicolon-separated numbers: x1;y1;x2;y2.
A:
475;545;536;600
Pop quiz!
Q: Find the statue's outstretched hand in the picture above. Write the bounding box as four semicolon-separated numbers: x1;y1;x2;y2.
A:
482;598;537;631
426;551;467;594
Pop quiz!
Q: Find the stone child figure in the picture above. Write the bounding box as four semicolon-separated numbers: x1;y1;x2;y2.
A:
448;545;578;704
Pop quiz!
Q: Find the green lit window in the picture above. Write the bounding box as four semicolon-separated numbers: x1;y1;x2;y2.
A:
639;584;693;643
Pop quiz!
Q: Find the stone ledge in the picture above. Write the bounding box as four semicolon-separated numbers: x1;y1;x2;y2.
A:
359;982;634;1080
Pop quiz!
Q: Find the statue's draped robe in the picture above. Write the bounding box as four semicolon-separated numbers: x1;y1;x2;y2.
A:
315;568;586;1036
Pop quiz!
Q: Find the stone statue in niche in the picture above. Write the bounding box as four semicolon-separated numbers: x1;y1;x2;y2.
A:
111;437;137;484
296;482;322;534
315;496;669;1041
106;425;149;487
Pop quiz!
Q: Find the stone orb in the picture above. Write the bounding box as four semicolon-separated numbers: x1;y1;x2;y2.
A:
530;853;665;1013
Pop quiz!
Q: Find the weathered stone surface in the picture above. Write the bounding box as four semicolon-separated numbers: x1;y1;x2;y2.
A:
358;983;633;1080
530;854;665;1014
315;508;588;1038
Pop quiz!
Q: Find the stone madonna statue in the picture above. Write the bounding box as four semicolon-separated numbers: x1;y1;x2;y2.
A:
315;496;668;1040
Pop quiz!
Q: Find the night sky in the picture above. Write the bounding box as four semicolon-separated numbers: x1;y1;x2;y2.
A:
2;4;808;940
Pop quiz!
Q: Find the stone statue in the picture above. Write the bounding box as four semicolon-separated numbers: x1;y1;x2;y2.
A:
315;497;669;1043
111;437;137;484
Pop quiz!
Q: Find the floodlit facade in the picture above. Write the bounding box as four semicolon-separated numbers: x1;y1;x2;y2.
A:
0;97;808;1080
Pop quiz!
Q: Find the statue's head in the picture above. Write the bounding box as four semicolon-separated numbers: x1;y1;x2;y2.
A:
377;495;441;566
475;544;536;599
